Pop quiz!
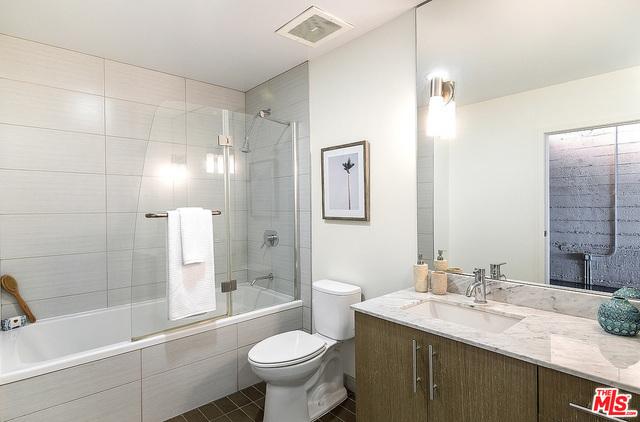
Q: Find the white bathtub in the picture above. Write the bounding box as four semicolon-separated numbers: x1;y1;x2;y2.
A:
0;285;299;385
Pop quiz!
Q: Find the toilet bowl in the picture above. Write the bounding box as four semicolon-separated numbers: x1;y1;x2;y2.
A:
248;280;361;422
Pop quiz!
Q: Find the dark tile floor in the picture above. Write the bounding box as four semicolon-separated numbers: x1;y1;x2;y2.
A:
165;383;356;422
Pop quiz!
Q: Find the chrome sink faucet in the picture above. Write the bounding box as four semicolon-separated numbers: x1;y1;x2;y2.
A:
466;268;487;304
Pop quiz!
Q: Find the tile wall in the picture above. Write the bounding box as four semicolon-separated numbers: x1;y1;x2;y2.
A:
0;34;247;320
417;106;434;266
244;63;312;331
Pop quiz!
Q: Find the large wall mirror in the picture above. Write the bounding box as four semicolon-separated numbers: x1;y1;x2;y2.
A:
416;0;640;292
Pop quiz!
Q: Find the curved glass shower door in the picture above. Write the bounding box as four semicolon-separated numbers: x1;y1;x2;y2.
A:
129;105;297;339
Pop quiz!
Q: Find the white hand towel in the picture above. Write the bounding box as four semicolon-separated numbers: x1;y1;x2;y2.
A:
178;207;207;264
167;209;216;320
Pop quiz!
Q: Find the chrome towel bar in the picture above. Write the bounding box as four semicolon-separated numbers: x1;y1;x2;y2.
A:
145;210;222;218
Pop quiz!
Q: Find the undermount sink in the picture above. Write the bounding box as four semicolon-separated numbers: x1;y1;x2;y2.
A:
404;300;523;334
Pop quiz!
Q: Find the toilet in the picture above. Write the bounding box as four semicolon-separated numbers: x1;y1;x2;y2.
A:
248;279;361;422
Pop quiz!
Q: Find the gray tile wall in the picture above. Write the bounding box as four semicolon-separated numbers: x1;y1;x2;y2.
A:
245;63;312;331
417;106;434;266
0;34;246;319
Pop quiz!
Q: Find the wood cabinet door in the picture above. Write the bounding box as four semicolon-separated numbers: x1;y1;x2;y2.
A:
539;366;640;422
425;333;537;422
355;313;428;422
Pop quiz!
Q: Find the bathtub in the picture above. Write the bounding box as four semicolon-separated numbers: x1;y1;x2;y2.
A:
0;285;299;385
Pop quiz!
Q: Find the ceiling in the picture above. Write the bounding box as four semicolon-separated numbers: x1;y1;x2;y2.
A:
0;0;421;92
417;0;640;106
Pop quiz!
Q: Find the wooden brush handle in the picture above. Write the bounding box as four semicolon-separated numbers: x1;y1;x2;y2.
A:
14;292;36;323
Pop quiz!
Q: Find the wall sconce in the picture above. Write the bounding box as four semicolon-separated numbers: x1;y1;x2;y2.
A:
426;74;456;139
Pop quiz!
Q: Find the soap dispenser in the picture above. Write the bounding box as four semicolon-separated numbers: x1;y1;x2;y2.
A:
414;254;429;292
434;249;449;272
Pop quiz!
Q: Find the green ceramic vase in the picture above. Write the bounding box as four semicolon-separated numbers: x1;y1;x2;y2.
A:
613;287;640;300
597;296;640;337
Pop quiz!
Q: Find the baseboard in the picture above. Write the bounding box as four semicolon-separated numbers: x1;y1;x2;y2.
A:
344;374;356;394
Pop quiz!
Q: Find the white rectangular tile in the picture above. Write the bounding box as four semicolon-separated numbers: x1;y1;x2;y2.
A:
139;176;187;212
105;98;185;143
274;176;294;212
0;34;104;95
1;291;107;319
142;324;237;377
237;343;261;389
186;144;225;179
247;241;271;275
237;307;302;347
0;124;105;173
107;250;133;290
106;136;147;175
108;287;131;307
105;60;184;109
0;252;106;303
0;170;105;213
108;212;167;251
132;247;166;286
186;109;225;147
300;247;311;285
300;211;311;248
272;245;294;280
10;381;141;422
106;175;140;212
186;79;244;112
0;351;140;420
187;178;224;210
0;214;106;259
297;136;310;175
303;306;312;333
301;279;311;308
298;173;310;212
132;282;165;303
107;248;167;290
142;350;237;422
0;78;104;134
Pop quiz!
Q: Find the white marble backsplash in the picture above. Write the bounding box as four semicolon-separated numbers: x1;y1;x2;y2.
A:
446;273;640;320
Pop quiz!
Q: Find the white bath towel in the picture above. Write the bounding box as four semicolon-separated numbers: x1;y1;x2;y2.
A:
178;207;207;264
167;209;216;320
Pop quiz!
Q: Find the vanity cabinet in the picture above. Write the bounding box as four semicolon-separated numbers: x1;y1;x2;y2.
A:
355;312;428;421
355;313;537;422
539;367;640;422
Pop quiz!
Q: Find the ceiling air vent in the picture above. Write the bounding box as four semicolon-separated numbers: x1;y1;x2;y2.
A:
276;6;353;47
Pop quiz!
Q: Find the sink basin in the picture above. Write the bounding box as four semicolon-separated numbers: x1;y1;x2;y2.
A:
404;300;523;333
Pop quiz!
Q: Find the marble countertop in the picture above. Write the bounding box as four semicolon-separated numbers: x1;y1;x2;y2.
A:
352;289;640;394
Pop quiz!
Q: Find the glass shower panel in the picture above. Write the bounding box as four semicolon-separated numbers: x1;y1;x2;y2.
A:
130;106;232;339
239;112;296;315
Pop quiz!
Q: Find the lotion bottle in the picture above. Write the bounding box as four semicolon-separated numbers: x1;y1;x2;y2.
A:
434;249;449;272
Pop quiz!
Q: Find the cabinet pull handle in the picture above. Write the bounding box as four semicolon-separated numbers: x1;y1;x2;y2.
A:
412;339;421;393
428;344;438;400
569;403;627;421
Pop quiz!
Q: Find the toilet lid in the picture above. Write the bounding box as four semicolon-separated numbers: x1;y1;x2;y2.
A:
248;330;326;367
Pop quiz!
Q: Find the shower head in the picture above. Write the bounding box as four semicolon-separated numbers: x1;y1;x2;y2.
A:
241;109;273;153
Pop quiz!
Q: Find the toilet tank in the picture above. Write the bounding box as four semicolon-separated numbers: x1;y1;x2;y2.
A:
312;280;361;340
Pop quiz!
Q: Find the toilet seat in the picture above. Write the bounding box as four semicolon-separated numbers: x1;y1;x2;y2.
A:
248;330;327;368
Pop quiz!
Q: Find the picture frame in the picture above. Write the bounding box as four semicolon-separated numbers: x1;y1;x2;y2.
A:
321;140;370;221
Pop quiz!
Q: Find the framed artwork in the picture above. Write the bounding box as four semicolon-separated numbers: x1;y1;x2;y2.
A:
321;141;370;221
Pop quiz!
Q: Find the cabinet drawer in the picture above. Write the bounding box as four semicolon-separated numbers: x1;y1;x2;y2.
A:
539;367;639;422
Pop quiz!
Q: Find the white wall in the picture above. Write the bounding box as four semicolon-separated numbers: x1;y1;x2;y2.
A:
436;65;640;283
309;10;417;377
